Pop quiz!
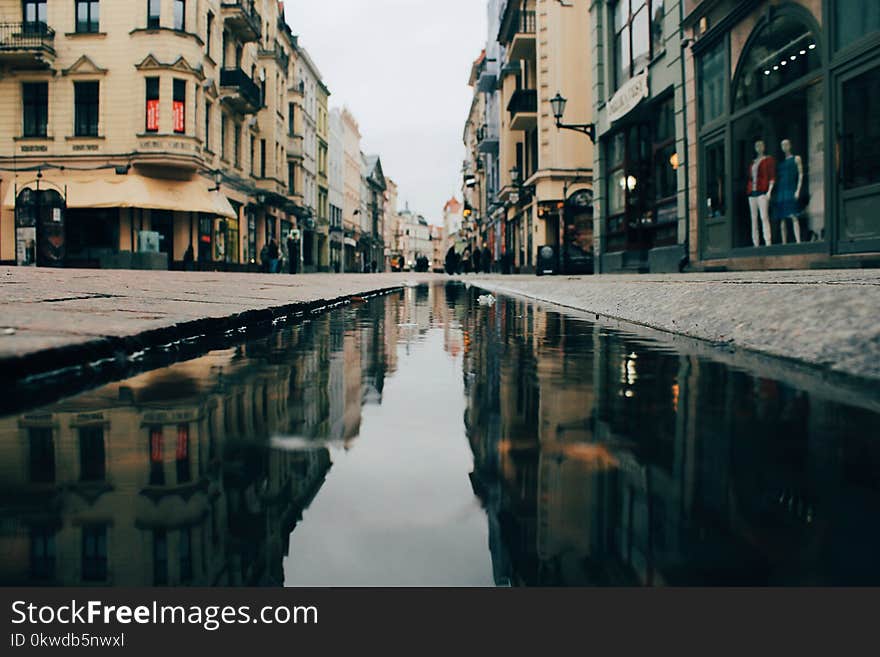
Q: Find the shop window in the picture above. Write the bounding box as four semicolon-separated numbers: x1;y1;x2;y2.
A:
605;98;678;252
147;0;160;29
841;67;880;191
28;426;54;483
145;77;159;133
78;425;105;482
612;1;662;89
220;114;228;160
699;41;725;125
834;2;880;52
206;11;213;57
704;141;726;219
734;14;820;111
74;81;99;137
75;1;100;33
22;82;48;138
732;82;825;247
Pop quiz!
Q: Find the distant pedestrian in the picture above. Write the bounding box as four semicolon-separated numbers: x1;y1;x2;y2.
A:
287;234;297;274
260;242;270;273
371;259;378;274
482;247;492;273
472;248;481;274
268;239;280;273
445;246;457;275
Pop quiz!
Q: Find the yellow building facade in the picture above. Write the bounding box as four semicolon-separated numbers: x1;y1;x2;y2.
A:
0;0;305;270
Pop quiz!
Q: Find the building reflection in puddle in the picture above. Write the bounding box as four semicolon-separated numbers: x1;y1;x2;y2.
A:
459;287;880;586
1;283;879;587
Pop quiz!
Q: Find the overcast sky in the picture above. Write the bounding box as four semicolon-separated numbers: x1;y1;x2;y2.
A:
285;1;487;223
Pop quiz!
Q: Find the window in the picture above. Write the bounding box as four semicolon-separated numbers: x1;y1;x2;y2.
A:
699;41;725;125
81;526;107;582
176;424;191;484
221;114;228;160
206;11;214;58
204;100;211;150
173;0;185;31
841;66;880;191
23;0;47;28
75;1;100;33
74;81;99;137
22;82;48;138
835;2;880;52
613;1;661;89
173;79;185;134
704;140;726;219
145;77;159;132
78;425;105;481
147;0;160;29
28;427;54;483
734;14;819;111
233;123;241;167
149;426;164;486
153;530;168;586
261;138;266;178
250;135;255;175
288;103;295;135
288;162;295;194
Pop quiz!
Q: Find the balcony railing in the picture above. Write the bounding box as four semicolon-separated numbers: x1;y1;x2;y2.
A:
220;68;262;113
259;41;290;74
518;10;536;34
0;22;55;57
221;1;262;42
507;89;537;118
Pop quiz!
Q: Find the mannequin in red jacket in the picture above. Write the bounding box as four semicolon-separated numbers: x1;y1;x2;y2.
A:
746;139;776;247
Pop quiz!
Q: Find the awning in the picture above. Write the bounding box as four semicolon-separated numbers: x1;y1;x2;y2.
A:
2;170;237;219
343;237;357;247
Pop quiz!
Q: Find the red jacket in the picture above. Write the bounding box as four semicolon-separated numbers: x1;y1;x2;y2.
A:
746;156;776;194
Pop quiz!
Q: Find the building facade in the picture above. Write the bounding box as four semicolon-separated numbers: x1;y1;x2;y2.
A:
682;0;880;271
361;154;386;272
590;0;690;273
493;0;594;275
0;0;305;270
339;107;362;272
328;105;344;271
293;43;320;272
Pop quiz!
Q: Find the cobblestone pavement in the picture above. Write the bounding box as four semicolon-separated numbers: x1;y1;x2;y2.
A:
472;269;880;382
0;267;441;379
2;267;879;382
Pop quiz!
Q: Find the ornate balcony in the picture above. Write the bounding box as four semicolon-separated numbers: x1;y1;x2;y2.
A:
287;133;304;160
0;22;55;68
221;1;261;43
219;68;261;114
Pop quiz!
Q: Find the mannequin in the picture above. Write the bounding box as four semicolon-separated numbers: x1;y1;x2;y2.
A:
773;139;804;244
746;140;776;247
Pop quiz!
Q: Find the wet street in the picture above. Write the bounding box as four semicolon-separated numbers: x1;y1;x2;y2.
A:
1;282;879;587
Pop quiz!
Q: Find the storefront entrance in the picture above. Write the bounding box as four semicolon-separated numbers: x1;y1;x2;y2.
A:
15;187;66;267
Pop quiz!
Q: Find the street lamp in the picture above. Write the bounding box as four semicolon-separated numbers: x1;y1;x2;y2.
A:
551;91;596;143
209;169;223;192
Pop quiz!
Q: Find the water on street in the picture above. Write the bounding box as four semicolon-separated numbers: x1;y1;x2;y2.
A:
1;282;879;587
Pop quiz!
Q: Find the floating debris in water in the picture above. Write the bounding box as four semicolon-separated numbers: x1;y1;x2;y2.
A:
477;294;496;307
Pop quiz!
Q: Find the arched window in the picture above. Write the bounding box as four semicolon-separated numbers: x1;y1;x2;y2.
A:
734;12;820;111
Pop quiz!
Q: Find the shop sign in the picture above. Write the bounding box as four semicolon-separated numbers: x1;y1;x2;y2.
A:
608;71;649;123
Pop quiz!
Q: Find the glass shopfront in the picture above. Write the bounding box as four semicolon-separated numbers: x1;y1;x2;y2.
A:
696;1;880;261
604;96;679;254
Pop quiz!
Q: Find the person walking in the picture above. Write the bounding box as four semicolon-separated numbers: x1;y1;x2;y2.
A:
287;233;297;274
268;238;280;274
260;242;270;273
483;246;492;273
445;246;457;275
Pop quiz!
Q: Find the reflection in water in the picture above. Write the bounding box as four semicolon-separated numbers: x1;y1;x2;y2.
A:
1;283;879;587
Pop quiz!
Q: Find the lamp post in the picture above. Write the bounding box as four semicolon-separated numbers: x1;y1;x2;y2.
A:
550;92;596;143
